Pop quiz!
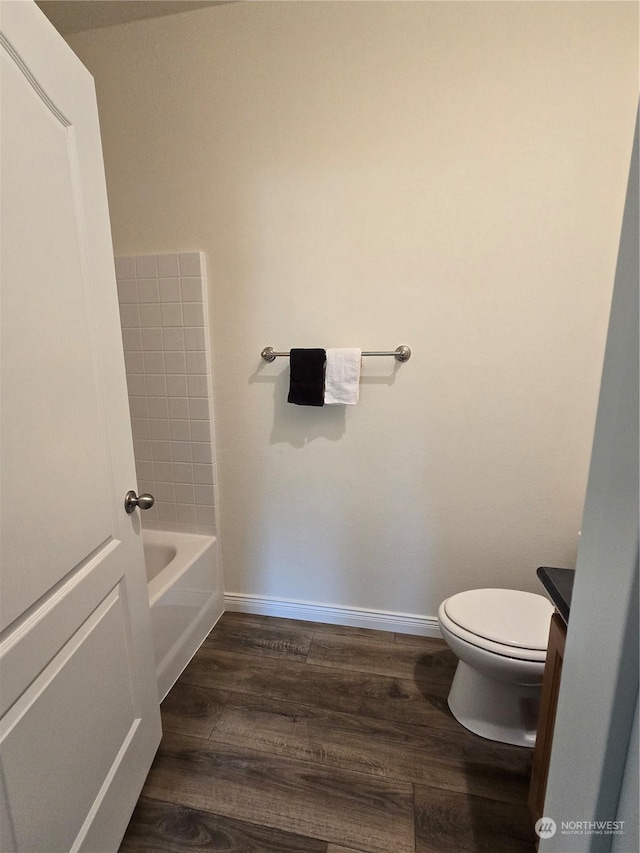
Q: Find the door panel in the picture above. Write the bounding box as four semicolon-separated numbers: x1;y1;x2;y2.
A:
2;585;138;852
1;537;119;717
1;12;111;629
0;3;162;850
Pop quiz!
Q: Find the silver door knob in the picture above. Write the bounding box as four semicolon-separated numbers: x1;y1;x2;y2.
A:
124;490;155;514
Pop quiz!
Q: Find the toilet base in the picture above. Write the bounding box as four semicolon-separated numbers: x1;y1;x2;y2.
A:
448;660;541;748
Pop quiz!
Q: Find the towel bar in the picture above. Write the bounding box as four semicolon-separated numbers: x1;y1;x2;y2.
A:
261;346;411;363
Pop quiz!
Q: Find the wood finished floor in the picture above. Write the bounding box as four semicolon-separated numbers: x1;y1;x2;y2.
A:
120;613;537;853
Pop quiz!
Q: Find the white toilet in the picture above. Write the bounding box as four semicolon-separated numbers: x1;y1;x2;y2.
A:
437;588;554;748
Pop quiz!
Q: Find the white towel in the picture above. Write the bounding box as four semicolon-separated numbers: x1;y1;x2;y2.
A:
324;348;362;405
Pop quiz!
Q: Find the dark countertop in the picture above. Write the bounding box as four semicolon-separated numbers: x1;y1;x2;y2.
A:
537;566;575;625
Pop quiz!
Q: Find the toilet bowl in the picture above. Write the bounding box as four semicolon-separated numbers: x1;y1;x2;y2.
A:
437;588;554;748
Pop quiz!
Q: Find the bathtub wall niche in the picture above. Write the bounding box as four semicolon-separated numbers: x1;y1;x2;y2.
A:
115;251;219;538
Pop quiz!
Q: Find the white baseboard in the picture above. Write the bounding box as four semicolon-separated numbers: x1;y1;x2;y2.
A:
223;593;441;638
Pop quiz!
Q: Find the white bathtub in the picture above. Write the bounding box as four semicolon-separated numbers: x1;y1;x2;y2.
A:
142;529;223;700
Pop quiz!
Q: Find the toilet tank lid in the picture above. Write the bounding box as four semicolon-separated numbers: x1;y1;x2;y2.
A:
443;588;554;650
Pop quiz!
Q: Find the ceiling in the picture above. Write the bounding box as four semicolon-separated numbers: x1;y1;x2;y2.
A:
36;1;233;35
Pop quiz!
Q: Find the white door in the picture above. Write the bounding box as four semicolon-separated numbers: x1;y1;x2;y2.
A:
0;2;162;851
539;115;639;851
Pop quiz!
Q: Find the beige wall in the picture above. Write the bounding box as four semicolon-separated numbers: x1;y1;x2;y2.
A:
69;1;638;623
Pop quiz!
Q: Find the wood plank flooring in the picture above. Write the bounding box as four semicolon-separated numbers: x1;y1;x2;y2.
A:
120;612;537;852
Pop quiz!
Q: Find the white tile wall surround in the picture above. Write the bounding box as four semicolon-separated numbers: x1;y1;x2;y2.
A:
115;252;219;536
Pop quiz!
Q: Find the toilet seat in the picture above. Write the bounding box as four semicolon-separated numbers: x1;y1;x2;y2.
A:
440;589;553;663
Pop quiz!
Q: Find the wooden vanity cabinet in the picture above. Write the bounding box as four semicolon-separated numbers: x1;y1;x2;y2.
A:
529;611;567;823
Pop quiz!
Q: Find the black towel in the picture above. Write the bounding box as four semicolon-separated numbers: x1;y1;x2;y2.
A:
287;348;326;406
